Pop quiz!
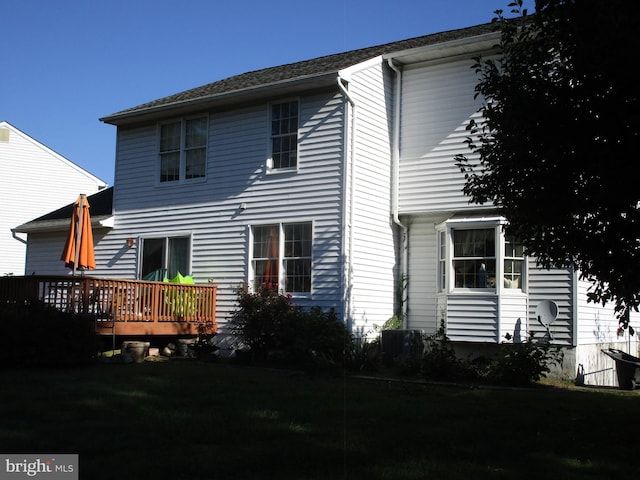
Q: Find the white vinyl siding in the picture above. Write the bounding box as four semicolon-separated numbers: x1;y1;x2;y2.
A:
343;61;397;332
106;92;346;325
0;122;106;276
406;218;441;333
527;260;574;346
398;57;485;214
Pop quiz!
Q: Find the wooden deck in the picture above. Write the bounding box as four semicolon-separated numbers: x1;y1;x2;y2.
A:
0;275;217;336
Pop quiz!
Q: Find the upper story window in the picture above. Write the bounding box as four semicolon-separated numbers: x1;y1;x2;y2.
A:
437;219;525;293
159;117;207;183
269;100;299;171
251;221;312;294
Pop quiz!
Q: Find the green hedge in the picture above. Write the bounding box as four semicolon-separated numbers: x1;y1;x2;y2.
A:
0;301;96;367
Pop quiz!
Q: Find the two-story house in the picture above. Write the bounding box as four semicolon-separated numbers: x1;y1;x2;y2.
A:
16;22;634;384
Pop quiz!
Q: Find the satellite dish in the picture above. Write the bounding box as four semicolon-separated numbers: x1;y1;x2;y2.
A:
536;300;558;327
536;300;558;342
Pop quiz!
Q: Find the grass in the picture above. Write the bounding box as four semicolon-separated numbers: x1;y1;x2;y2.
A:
0;360;637;480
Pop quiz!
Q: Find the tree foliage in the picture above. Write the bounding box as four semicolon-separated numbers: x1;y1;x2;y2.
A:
456;0;640;327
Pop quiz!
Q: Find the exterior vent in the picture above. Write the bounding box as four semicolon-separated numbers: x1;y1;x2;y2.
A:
0;128;9;143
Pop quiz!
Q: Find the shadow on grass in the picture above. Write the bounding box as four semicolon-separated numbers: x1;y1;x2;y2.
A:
0;361;637;479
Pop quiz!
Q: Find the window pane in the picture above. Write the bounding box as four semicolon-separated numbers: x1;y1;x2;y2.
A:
160;122;181;152
285;258;311;293
141;238;164;279
254;259;279;286
453;229;494;257
186;148;206;179
284;223;311;257
271;101;298;169
160;152;180;182
168;237;189;278
453;260;496;288
186;117;207;148
284;222;311;292
253;225;279;259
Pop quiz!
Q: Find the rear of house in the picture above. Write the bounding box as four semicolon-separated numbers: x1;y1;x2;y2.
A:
14;23;637;384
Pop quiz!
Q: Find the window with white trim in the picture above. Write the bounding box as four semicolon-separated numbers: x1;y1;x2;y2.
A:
453;229;496;288
504;235;524;289
251;222;312;293
437;220;525;292
269;100;299;170
159;117;207;183
140;236;190;280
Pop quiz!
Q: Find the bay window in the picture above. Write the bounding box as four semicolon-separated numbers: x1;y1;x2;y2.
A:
438;219;525;292
251;222;312;294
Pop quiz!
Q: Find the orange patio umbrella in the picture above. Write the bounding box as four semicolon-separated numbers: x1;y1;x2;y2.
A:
61;194;96;275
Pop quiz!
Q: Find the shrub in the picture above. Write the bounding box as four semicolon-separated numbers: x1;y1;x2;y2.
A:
0;301;96;367
420;323;462;381
230;284;352;368
489;333;564;386
280;307;352;371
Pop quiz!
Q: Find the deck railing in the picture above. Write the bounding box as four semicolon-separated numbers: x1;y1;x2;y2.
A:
0;275;217;336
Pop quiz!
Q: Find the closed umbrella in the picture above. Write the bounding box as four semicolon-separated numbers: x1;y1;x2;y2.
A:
61;194;96;275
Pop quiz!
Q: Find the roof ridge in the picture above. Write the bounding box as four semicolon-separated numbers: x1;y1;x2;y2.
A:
102;22;497;123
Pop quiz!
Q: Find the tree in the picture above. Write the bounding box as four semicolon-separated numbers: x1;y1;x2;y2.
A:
456;0;640;329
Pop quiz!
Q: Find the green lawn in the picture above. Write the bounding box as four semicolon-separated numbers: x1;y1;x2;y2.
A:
0;360;637;480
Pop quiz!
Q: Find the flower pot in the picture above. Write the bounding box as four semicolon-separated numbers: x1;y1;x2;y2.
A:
121;341;150;363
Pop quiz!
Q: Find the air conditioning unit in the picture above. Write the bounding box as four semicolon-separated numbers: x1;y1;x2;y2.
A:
381;330;424;366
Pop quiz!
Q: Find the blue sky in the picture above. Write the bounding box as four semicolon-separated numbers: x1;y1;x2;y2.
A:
2;0;532;186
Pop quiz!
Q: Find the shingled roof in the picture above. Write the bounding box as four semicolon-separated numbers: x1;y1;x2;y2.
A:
14;187;114;233
101;22;498;125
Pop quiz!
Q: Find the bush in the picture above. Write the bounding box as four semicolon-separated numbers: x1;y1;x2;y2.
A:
419;327;564;386
420;323;462;381
230;284;352;369
0;301;96;367
489;333;564;386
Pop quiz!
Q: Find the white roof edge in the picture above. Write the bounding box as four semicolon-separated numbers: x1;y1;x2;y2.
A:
13;215;114;234
0;121;108;188
384;31;500;64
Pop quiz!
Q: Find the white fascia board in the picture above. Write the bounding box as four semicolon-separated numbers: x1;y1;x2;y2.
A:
338;55;384;82
384;32;500;66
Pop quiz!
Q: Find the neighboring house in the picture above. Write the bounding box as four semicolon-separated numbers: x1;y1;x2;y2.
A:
0;121;107;275
15;23;636;385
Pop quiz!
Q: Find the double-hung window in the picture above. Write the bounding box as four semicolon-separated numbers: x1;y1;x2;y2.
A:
159;117;207;183
269;100;299;171
140;236;190;280
438;219;525;292
251;222;312;294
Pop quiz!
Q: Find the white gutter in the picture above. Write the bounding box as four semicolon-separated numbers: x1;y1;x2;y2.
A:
388;58;409;328
337;75;356;331
11;229;27;245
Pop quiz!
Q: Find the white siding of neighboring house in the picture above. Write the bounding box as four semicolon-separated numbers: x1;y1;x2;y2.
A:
90;91;347;327
343;61;397;335
0;122;106;275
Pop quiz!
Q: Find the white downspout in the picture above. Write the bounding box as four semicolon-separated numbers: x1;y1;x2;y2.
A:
11;229;27;245
388;58;409;328
338;76;356;331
